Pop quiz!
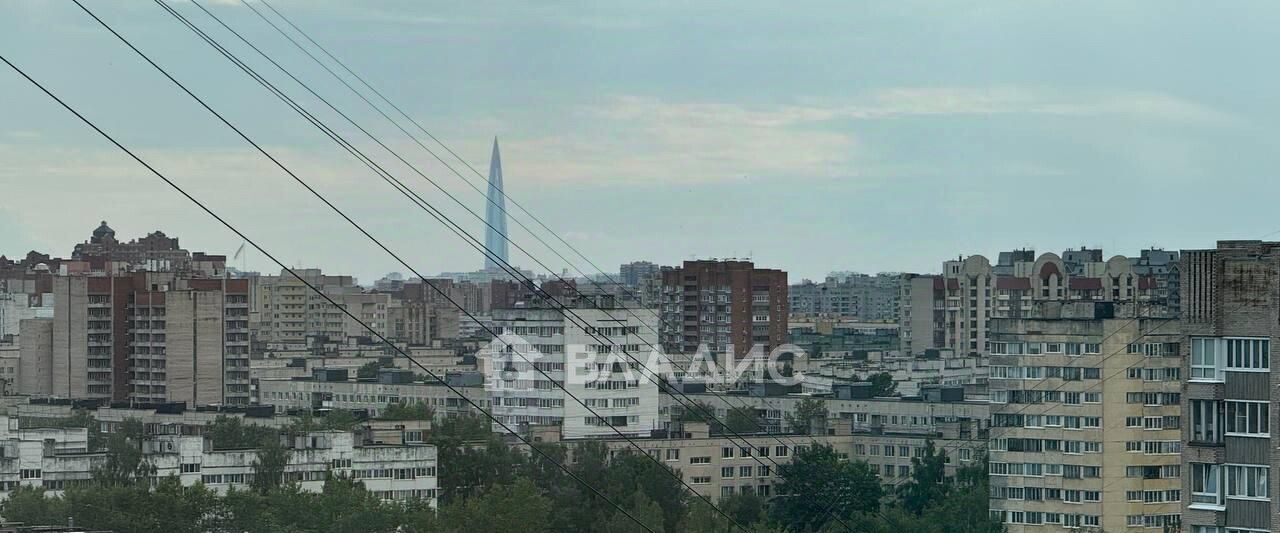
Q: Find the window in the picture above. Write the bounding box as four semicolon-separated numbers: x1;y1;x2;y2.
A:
775;446;788;457
1226;401;1269;437
1192;337;1222;381
1192;461;1223;507
739;466;753;477
1191;400;1224;443
722;447;735;458
1226;338;1270;370
665;449;680;461
1225;464;1269;500
721;467;734;478
690;456;711;465
691;476;711;484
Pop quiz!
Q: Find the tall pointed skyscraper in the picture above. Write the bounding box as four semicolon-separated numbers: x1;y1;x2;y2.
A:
483;138;509;270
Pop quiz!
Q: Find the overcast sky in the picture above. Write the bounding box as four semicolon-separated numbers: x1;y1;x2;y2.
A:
2;1;1278;283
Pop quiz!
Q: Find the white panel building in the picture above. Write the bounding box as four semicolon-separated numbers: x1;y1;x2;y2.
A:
488;302;660;439
0;418;437;507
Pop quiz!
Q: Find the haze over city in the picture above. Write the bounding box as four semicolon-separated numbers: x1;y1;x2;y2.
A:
2;2;1279;533
5;1;1279;282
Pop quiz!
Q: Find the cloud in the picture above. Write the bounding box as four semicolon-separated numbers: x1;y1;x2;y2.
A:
471;86;1230;187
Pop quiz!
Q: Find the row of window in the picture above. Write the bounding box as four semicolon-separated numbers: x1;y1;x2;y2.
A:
721;446;789;458
990;365;1101;380
1189;400;1270;442
991;389;1103;405
1125;515;1182;529
989;462;1102;478
1191;463;1270;506
990;438;1101;454
663;446;792;462
990;342;1101;355
1190;337;1270;380
991;510;1099;528
991;486;1103;503
992;413;1106;429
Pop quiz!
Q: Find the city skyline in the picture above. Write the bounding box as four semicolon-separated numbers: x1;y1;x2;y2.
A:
4;1;1279;282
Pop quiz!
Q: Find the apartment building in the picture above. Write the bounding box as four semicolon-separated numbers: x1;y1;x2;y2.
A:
790;272;900;322
987;302;1183;532
19;273;251;405
674;385;988;437
898;273;944;357
257;369;490;419
518;416;984;501
1181;241;1280;533
660;260;788;364
250;269;362;344
488;298;660;438
0;418;437;507
931;248;1179;356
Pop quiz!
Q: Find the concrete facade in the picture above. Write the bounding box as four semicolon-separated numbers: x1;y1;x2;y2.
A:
1180;241;1280;533
988;308;1183;532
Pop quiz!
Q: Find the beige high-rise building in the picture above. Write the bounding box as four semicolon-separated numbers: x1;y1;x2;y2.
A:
935;248;1179;357
21;273;250;404
988;303;1183;531
898;273;944;357
250;269;361;344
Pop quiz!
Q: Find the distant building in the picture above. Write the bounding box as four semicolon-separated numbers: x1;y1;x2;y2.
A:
19;273;251;404
897;273;944;357
258;370;490;420
660;260;788;364
620;261;662;287
483;139;509;271
790;272;900;322
250;268;364;345
488;297;660;438
0;418;437;507
924;248;1179;356
71;221;224;276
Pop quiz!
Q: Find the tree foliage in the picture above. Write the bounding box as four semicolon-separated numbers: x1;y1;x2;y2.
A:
784;398;829;435
207;415;277;449
724;407;763;434
381;402;436;421
864;372;898;397
1;407;1000;533
771;444;883;531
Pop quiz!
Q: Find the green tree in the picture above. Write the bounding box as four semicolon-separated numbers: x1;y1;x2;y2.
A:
677;400;719;424
251;436;291;495
435;478;552;533
720;492;767;527
1;485;66;525
785;398;829;435
866;372;898;397
381;402;435;421
772;444;882;531
207;415;276;449
606;491;668;533
724;406;762;434
897;441;949;515
356;359;393;379
92;418;155;487
602;450;690;532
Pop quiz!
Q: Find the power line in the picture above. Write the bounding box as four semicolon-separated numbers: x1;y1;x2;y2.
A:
0;50;657;533
214;0;866;491
76;2;745;528
252;0;661;323
167;4;863;528
162;3;856;527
